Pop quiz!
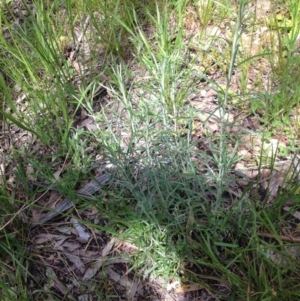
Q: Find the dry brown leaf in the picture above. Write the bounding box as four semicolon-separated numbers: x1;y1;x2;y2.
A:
228;185;243;198
0;162;4;177
175;283;204;293
57;226;73;235
83;207;99;217
61;241;80;252
236;165;258;178
166;280;180;291
78;294;93;301
108;268;138;300
82;257;129;281
241;134;262;155
71;218;91;243
102;237;116;257
283;207;300;220
53;168;63;181
82;259;104;281
266;245;300;267
34;233;68;244
71;60;81;74
26;164;35;181
119;240;139;252
47;267;72;298
267;171;284;202
57;236;72;247
82;238;118;281
47;191;62;208
106;257;130;265
30;208;43;223
64;253;85;274
77;116;96;130
78;250;100;262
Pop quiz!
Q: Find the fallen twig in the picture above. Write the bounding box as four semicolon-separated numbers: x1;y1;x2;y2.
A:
258;232;300;243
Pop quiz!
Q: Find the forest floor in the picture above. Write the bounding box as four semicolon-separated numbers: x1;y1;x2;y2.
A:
1;0;300;300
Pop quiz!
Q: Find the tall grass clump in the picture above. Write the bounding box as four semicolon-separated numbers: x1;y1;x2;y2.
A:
0;1;82;149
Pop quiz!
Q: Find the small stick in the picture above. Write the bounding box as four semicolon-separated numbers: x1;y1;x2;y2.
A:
258;232;300;243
